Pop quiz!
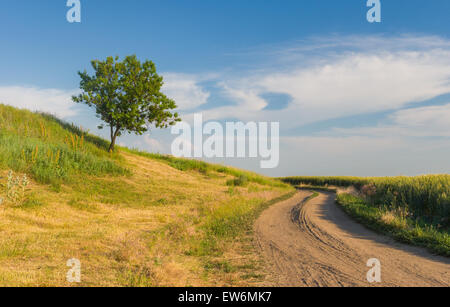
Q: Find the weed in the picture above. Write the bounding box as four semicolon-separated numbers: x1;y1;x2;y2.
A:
2;170;29;205
204;260;236;273
226;175;249;187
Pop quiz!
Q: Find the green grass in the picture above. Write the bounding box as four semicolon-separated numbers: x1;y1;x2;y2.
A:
296;185;337;193
226;175;249;187
306;191;319;201
187;191;297;257
0;104;128;187
337;193;450;257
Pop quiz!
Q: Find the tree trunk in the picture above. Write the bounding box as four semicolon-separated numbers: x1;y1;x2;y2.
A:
108;136;117;153
109;126;120;152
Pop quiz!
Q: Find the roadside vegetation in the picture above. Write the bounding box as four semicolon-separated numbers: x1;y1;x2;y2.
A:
0;104;293;286
337;193;449;256
282;175;450;256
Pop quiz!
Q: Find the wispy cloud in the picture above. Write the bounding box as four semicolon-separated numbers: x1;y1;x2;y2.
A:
162;73;211;110
195;35;450;128
0;86;79;118
169;35;450;175
141;134;165;153
334;103;450;138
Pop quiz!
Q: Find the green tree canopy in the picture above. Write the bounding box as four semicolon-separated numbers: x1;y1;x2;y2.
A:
73;55;180;152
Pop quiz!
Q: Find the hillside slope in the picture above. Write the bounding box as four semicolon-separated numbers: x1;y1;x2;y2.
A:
0;104;293;286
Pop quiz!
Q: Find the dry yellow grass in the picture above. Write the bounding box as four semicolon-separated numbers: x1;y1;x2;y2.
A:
0;152;291;286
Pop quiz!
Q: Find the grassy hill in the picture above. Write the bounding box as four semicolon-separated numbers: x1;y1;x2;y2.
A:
0;104;294;286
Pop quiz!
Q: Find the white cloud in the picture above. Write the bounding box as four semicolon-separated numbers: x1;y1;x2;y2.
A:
221;83;267;110
181;36;450;176
270;34;450;56
334;103;450;138
390;104;450;137
162;73;210;110
141;134;165;152
196;36;450;128
259;51;450;116
0;86;79;118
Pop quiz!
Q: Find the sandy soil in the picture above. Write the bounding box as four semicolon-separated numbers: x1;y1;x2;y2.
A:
254;191;450;287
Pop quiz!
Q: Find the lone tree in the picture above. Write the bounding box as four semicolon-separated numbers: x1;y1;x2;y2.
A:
73;55;180;152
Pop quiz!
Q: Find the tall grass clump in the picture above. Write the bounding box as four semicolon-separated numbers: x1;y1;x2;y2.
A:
0;170;29;205
0;104;128;186
226;175;249;187
337;193;450;256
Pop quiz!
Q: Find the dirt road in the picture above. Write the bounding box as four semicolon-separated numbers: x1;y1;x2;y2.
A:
254;191;450;287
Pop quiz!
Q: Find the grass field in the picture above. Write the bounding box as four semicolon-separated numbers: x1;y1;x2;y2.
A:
282;175;450;256
0;104;294;286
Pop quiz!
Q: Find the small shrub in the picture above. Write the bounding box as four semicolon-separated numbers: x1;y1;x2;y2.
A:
204;260;236;273
226;175;249;187
361;183;377;197
226;186;239;196
19;195;44;209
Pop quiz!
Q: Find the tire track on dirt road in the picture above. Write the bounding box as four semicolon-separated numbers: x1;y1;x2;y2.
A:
254;191;450;287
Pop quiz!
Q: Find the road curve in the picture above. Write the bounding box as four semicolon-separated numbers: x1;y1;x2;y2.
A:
254;191;450;287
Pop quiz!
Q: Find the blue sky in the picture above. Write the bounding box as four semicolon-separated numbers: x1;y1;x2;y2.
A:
1;1;450;176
